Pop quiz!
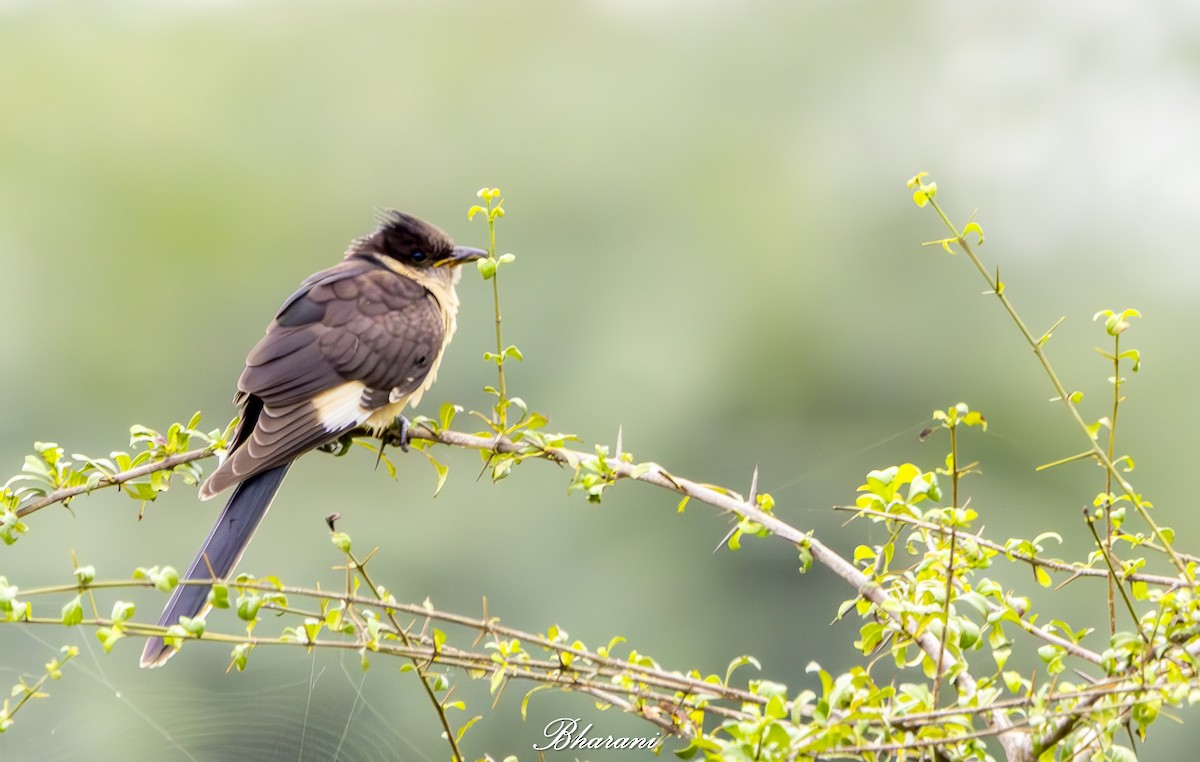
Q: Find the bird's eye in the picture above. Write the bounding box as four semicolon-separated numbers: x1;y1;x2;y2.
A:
410;250;427;263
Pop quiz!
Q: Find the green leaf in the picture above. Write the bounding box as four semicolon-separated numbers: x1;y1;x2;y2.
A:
237;593;263;621
425;453;449;497
906;172;929;188
521;685;554;721
1119;348;1142;372
1002;670;1024;693
455;715;482;744
1034;566;1052;588
853;545;875;565
798;543;813;573
438;402;460;431
230;643;251;672
961;221;984;244
1037;644;1064;667
178;615;206;636
123;483;158;501
993;645;1011;671
958;620;981;649
1032;531;1063;547
955;591;989;617
111;600;135;623
0;510;28;546
489;667;506;695
962;410;987;429
60;596;83;626
209;584;230;609
1108;747;1138;762
477;258;497;280
158;566;180;592
96;626;123;653
724;654;761;685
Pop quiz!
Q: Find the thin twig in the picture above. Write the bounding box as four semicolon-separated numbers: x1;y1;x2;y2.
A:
1082;508;1150;646
922;195;1190;583
343;545;464;762
838;505;1182;588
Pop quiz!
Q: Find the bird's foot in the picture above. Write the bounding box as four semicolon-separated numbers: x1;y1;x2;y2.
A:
317;429;360;457
379;415;411;453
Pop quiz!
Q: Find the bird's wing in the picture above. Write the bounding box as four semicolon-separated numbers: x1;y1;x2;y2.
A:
199;259;446;498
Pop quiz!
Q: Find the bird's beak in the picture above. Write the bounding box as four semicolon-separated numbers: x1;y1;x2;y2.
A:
440;246;488;267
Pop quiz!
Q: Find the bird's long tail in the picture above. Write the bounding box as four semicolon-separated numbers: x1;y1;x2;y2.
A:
140;463;291;668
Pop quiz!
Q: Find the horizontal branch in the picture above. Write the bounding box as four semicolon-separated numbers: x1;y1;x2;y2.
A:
20;575;763;711
841;505;1182;588
14;446;215;519
10;574;1161;750
405;425;1028;756
10;421;1067;758
20;612;689;734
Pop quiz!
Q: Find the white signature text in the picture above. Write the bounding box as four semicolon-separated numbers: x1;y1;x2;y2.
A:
533;717;663;752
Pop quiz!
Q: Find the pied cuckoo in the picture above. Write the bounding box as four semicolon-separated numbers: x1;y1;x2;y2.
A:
140;211;485;667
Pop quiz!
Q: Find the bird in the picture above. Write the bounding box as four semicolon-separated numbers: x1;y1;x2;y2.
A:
140;211;486;667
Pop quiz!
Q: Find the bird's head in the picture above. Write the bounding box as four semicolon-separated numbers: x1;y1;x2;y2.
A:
355;211;486;289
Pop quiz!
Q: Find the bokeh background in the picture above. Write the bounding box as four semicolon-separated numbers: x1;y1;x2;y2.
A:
2;1;1199;759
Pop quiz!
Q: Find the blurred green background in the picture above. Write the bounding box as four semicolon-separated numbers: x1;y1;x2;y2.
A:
3;1;1199;759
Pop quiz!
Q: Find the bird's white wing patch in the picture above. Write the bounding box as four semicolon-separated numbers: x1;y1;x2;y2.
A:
312;381;371;432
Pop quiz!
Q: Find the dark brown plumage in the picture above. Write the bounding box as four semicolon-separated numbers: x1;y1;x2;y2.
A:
140;211;485;667
202;263;446;496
